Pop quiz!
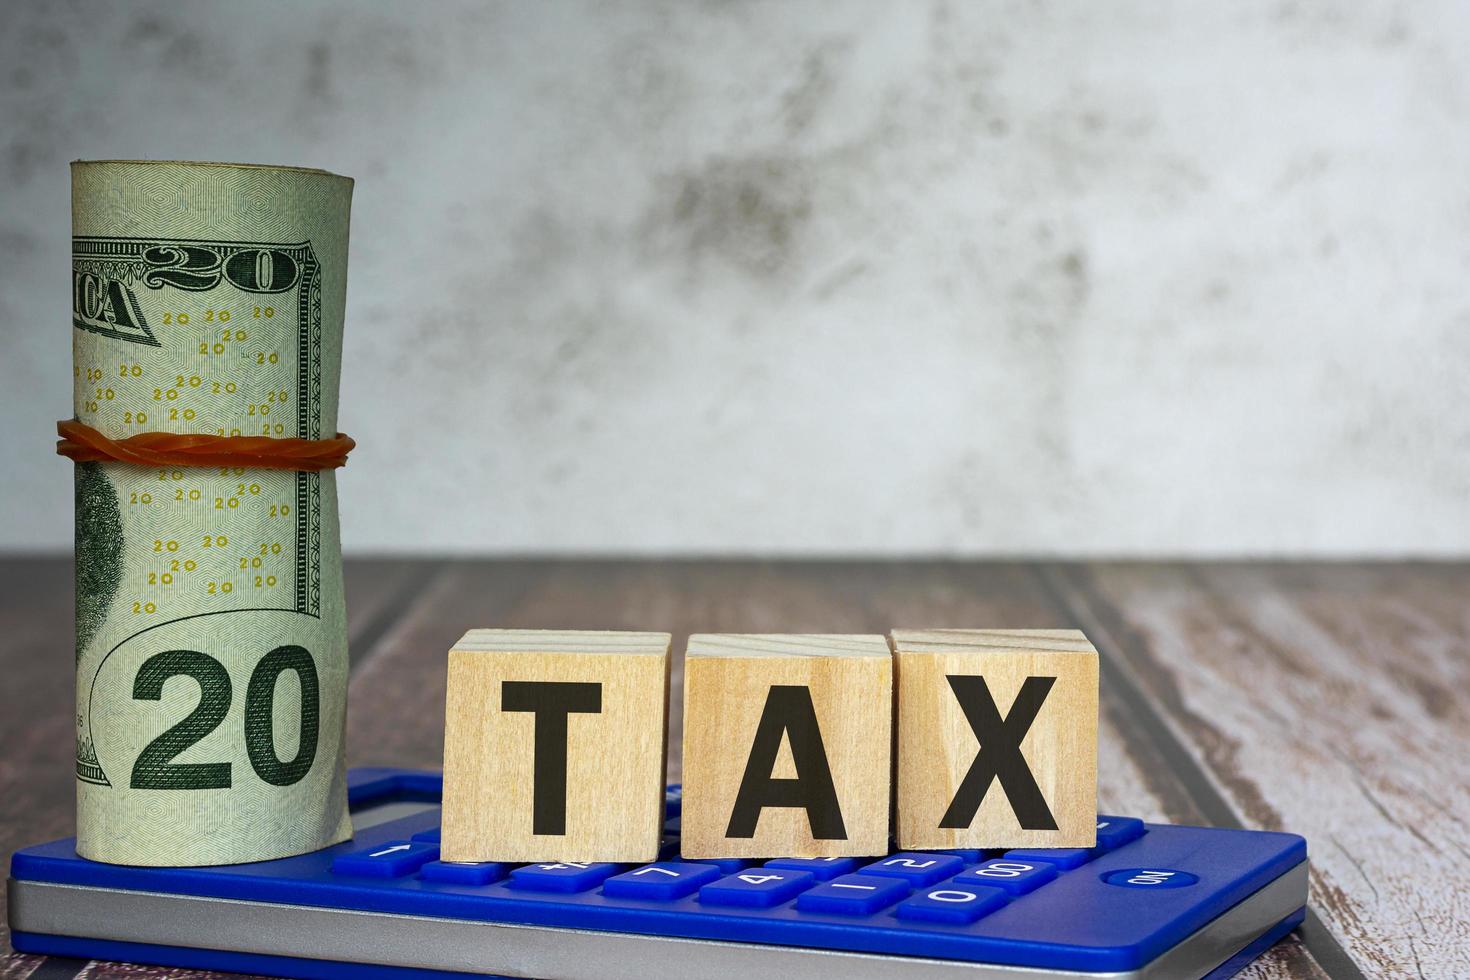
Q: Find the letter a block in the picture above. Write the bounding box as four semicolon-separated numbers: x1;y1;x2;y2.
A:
893;629;1098;850
680;634;891;859
440;630;671;863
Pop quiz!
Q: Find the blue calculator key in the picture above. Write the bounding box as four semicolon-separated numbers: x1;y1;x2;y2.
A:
795;873;910;915
1095;815;1146;851
698;869;814;908
953;858;1058;895
1102;867;1201;889
664;784;682;817
507;862;621;893
897;883;1010;924
603;862;721;900
686;856;751;873
418;860;509;885
329;840;439;878
764;856;860;881
663;815;681;835
410;827;441;844
860;852;965;886
1003;847;1094;870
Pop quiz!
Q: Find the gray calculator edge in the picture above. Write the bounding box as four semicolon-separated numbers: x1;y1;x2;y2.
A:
9;860;1306;979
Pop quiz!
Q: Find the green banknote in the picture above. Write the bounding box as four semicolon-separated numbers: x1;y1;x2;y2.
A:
70;161;354;865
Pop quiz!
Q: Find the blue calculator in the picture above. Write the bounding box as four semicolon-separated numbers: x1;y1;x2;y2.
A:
9;767;1307;979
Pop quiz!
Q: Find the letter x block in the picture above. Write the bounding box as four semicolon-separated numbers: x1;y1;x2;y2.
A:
892;629;1098;850
680;634;892;859
440;630;671;863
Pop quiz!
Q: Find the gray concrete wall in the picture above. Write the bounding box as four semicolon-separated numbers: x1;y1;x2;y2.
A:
3;1;1467;555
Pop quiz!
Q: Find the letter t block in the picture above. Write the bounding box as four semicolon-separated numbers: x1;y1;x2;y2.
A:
681;634;892;859
441;630;671;863
893;629;1098;850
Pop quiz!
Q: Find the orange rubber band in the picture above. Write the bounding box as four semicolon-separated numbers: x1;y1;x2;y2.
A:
56;419;354;471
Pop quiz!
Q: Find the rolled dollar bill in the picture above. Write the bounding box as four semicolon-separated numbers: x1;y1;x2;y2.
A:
69;161;353;865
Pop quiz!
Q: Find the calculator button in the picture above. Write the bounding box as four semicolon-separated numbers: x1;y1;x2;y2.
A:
698;870;814;908
507;862;621;893
330;841;439;878
896;884;1010;924
954;859;1057;895
1094;816;1146;851
663;815;682;835
410;827;441;844
1102;868;1200;889
764;856;861;881
1002;847;1094;870
795;874;910;915
664;784;682;817
860;852;965;886
603;861;721;900
419;860;509;885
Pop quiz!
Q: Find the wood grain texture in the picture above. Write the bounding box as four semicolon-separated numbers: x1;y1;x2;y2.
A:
440;630;670;863
11;558;1453;978
1045;562;1469;979
0;557;73;980
892;629;1098;849
680;634;891;858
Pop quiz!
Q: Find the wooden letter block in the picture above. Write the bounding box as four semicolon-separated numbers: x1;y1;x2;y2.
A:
440;630;671;863
893;629;1098;850
680;634;892;859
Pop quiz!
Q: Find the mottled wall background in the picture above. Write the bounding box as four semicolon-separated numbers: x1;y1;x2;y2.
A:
3;0;1468;555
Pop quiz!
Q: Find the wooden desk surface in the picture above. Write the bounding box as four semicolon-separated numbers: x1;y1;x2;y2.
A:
2;558;1465;979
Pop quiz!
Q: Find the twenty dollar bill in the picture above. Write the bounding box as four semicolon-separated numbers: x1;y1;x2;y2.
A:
70;161;353;865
